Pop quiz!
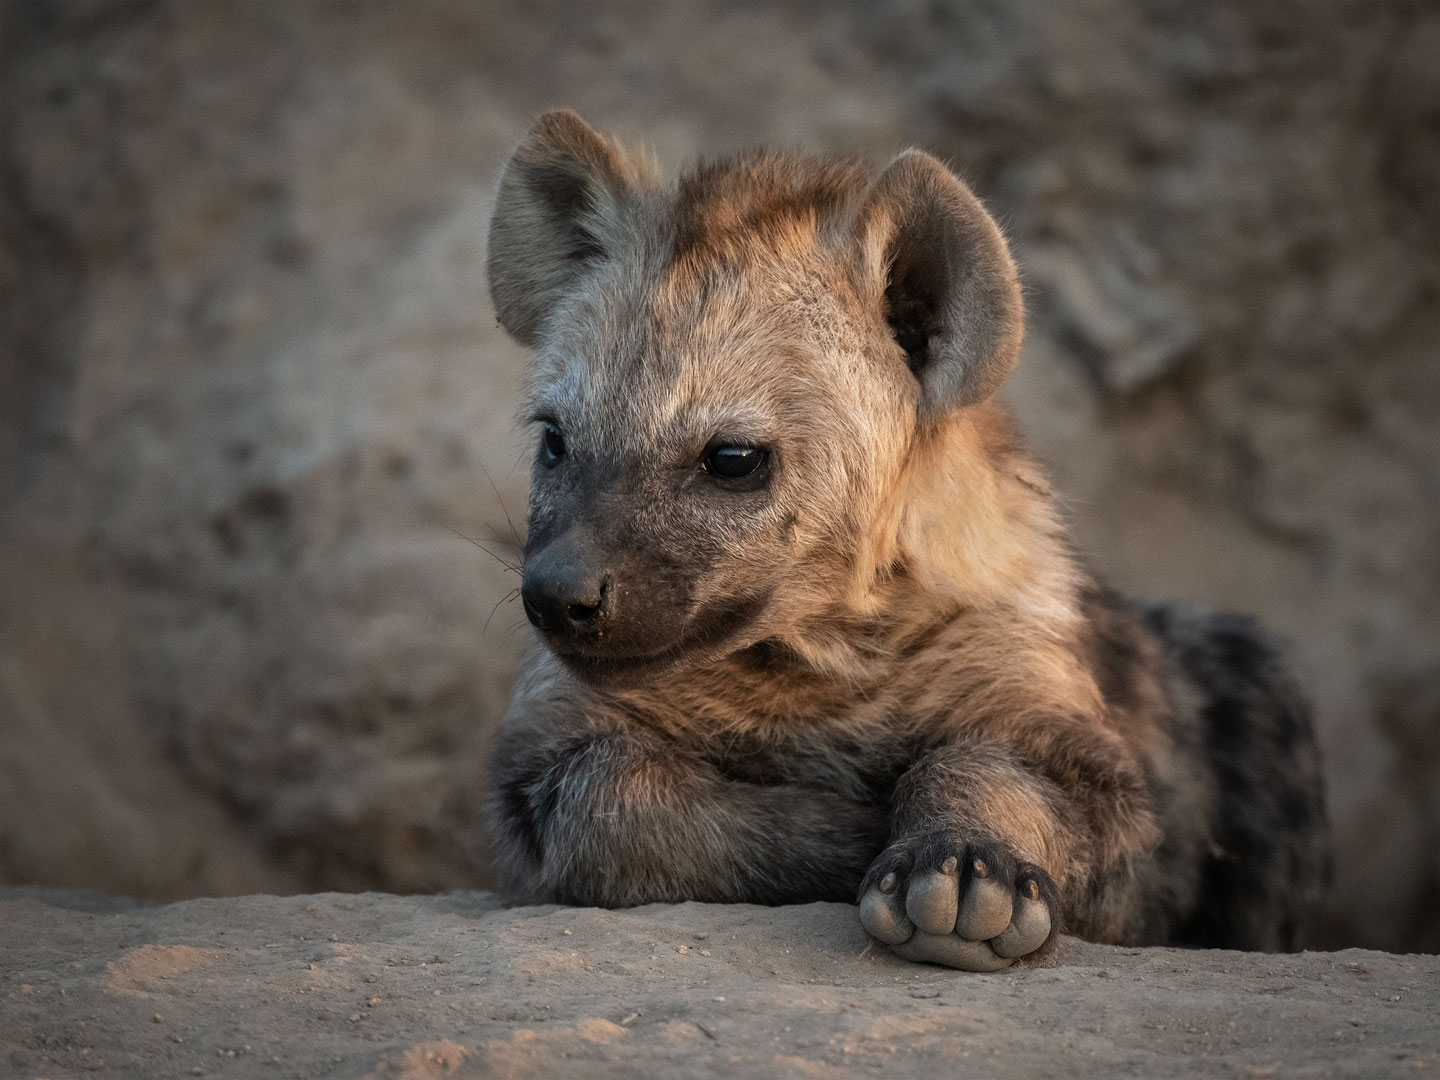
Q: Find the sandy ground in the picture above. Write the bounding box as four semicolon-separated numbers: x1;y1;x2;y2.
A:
1;889;1435;1079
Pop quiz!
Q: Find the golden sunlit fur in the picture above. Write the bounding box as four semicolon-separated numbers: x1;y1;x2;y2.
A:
484;110;1328;964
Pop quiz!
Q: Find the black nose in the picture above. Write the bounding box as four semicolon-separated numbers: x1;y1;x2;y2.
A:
521;551;612;637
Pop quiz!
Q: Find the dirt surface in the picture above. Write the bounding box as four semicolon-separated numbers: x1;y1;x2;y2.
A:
1;889;1436;1079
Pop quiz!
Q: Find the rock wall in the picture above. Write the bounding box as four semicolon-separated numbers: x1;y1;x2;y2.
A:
1;0;1436;950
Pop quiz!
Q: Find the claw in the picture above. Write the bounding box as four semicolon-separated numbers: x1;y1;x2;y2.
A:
905;868;959;936
894;931;1014;972
860;883;915;945
990;886;1051;959
954;872;1014;941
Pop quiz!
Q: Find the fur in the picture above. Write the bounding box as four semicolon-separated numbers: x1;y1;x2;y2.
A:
484;110;1329;953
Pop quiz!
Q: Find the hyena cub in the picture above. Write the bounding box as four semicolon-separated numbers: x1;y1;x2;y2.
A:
484;110;1329;969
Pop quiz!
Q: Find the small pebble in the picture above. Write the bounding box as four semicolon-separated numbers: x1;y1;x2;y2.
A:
152;1014;164;1024
563;929;573;936
349;1014;361;1023
676;945;689;955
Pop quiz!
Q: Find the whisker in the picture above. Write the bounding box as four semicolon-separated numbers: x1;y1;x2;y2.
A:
445;525;522;575
483;587;523;635
482;526;522;555
479;460;525;552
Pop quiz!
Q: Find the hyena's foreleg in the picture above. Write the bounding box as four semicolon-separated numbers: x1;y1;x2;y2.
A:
858;736;1157;969
490;723;889;907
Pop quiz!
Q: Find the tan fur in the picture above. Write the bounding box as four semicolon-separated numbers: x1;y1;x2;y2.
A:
484;111;1328;956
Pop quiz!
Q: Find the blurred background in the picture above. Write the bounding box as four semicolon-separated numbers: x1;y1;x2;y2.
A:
1;0;1436;952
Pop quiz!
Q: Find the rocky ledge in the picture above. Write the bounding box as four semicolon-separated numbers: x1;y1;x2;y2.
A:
1;889;1435;1078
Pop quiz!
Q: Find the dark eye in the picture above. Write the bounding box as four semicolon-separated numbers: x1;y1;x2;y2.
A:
703;444;768;481
540;423;566;465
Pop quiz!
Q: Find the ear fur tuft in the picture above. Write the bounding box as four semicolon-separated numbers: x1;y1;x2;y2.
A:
487;109;646;345
857;149;1024;419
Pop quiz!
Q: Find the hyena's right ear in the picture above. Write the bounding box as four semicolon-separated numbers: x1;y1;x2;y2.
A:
487;110;646;346
856;149;1024;421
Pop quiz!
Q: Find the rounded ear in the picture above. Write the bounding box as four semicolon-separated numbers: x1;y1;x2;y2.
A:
856;149;1023;419
486;110;646;346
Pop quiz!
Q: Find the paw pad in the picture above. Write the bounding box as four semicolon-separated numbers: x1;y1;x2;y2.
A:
858;841;1055;971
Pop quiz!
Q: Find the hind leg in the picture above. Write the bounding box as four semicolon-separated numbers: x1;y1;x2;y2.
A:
1148;606;1330;950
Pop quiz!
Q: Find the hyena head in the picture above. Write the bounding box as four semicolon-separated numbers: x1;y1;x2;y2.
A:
486;110;1024;685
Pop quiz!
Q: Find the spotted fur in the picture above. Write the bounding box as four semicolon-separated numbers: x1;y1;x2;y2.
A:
484;110;1329;951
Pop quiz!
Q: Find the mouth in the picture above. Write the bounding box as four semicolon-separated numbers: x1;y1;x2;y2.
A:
542;591;770;685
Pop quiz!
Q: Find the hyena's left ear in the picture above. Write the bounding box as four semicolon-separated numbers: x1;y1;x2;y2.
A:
856;149;1023;420
487;110;647;346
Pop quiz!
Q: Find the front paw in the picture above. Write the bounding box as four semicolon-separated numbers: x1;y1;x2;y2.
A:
858;836;1058;971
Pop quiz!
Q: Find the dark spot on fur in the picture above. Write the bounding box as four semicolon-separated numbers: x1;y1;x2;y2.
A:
1205;694;1248;746
1150;604;1327;950
1278;785;1315;833
1080;586;1152;716
895;603;966;660
733;637;798;673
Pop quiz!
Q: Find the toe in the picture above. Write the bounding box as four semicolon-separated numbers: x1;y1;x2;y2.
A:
954;862;1014;941
905;862;960;936
859;874;915;945
990;881;1053;959
894;931;1014;972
